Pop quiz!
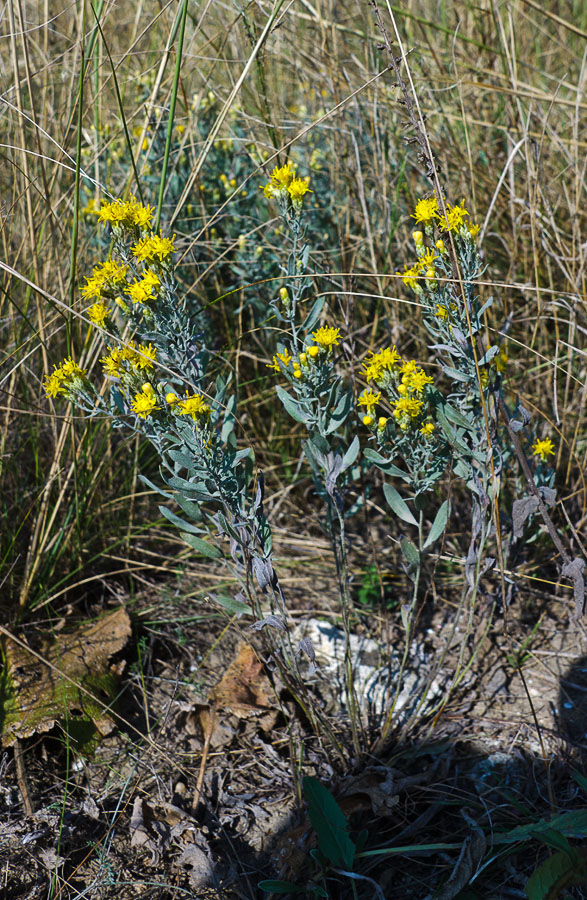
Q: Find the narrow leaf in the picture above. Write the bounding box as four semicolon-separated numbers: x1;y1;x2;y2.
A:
276;384;307;424
383;483;418;527
424;500;450;549
159;505;203;534
180;532;222;559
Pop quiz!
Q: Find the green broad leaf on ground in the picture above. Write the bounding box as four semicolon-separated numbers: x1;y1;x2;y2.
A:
303;775;356;870
258;880;307;894
180;532;223;558
525;850;586;900
383;483;418;526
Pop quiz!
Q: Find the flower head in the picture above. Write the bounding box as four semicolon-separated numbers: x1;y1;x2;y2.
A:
81;258;128;300
131;232;176;264
267;348;293;372
411;197;439;225
311;326;340;351
262;161;295;200
98;196;154;231
532;437;555;462
420;422;435;438
402;366;434;394
358;388;381;414
43;357;87;399
125;270;161;304
287;177;312;208
87;300;111;327
132;383;160;419
438;200;469;232
362;346;402;383
392;396;424;430
178;391;211;423
397;262;422;291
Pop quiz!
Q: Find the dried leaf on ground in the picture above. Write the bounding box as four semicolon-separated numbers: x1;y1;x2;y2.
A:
1;607;131;746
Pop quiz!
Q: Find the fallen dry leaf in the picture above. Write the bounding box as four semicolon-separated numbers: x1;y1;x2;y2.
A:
1;607;131;746
209;643;273;715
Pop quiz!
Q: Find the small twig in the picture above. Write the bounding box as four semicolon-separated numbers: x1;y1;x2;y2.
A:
13;738;34;816
192;699;216;810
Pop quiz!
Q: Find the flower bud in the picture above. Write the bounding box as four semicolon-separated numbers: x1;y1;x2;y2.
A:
362;415;373;426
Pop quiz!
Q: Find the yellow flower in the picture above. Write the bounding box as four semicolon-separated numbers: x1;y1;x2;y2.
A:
287;177;312;207
378;417;388;430
98;196;154;230
267;349;293;372
420;422;435;438
532;438;555;462
468;223;481;238
311;326;340;351
43;357;87;398
403;368;434;394
132;383;160;419
125;271;161;305
81;258;128;300
101;347;124;377
393;396;423;422
362;415;374;426
88;300;110;327
435;239;446;254
358;388;381;414
166;392;179;405
132;232;176;264
438;200;469;232
134;342;157;370
397;262;421;290
307;345;320;359
400;360;419;377
435;304;449;321
293;368;302;379
279;287;289;302
411;196;439;224
362;346;402;383
262;161;295;199
178;391;211;422
420;248;438;267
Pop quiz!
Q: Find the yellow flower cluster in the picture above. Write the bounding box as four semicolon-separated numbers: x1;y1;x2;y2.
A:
310;326;340;351
98;196;154;230
131;233;176;265
43;358;87;399
87;300;111;327
132;383;160;419
177;391;211;422
398;360;434;395
262;162;312;209
267;348;293;372
101;341;157;377
124;270;161;305
358;388;381;424
411;196;479;235
362;346;402;384
81;259;128;300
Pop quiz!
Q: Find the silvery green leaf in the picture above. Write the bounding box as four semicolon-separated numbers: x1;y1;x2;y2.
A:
561;557;585;618
442;366;470;383
303;296;325;333
301;242;310;269
111;388;127;414
327;389;352;429
168;449;195;471
509;419;524;432
512;496;539;538
340;435;360;473
159;505;203;534
231;448;252;466
252;556;275;590
540;487;556;506
275;384;307;424
139;474;172;499
451;327;467;344
478;345;499;367
214;593;250;616
423;500;450;549
430;343;465;358
249;615;287;632
441;402;476;431
401;539;420;566
253;472;265;513
363;449;409;480
383;483;418;527
477;296;494;317
180;532;222;558
175;495;202;522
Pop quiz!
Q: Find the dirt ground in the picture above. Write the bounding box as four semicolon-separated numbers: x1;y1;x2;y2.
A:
1;550;586;900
